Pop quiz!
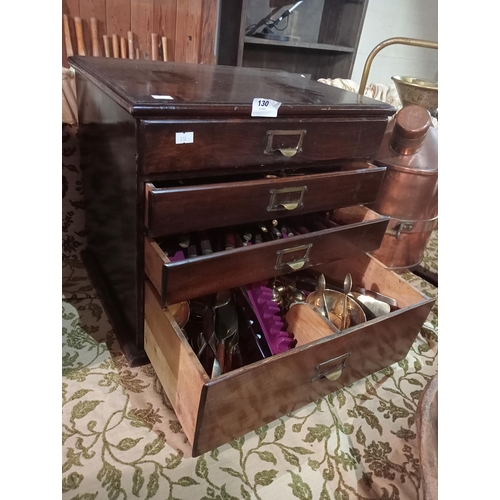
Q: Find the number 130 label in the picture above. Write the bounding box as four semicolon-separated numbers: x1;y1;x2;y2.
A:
251;97;282;117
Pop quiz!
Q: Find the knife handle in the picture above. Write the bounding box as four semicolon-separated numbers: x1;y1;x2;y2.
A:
199;230;213;255
267;223;282;240
178;234;190;249
187;244;197;258
293;225;310;234
241;231;252;245
280;225;289;238
310;219;328;231
216;340;226;374
256;222;268;234
225;232;235;251
234;233;243;248
321;216;340;228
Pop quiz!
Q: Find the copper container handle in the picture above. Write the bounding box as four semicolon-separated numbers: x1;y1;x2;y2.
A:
358;37;438;96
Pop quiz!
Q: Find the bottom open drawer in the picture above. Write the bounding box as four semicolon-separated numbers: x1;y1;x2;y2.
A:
144;252;435;457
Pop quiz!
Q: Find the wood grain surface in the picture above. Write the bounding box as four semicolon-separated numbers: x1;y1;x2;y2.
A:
154;0;177;62
144;280;208;446
80;0;106;56
106;0;130;39
63;0;218;66
131;0;153;60
175;0;202;63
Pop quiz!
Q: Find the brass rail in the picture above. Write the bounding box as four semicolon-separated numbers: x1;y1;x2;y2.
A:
358;37;438;96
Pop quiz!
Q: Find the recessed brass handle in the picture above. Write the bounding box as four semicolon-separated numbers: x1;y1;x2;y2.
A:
311;353;350;383
277;147;299;157
324;368;343;381
264;129;306;157
285;260;306;271
279;202;299;210
267;186;307;212
275;243;312;271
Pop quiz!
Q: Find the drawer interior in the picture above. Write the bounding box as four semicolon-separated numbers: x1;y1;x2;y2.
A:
144;251;434;455
147;161;380;188
144;205;390;305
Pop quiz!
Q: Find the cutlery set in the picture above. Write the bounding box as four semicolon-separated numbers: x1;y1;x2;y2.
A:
175;267;398;378
157;210;340;261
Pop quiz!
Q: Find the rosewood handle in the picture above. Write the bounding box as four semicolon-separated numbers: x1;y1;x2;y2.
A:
162;36;168;61
187;244;197;258
120;36;127;58
112;34;119;58
103;35;111;57
74;17;86;56
127;31;134;59
199;231;213;255
225;232;235;251
151;33;159;61
90;17;100;56
63;14;73;57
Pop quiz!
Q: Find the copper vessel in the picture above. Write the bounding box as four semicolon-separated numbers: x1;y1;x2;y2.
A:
369;105;438;270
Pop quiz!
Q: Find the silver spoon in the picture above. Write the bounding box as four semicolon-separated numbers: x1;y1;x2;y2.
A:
318;274;329;318
343;273;352;330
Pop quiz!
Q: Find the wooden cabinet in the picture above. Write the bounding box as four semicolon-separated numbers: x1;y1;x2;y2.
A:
217;0;369;80
69;56;434;456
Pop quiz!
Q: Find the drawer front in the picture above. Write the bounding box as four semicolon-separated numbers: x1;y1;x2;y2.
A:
143;253;434;456
144;206;390;306
145;163;386;238
139;117;389;174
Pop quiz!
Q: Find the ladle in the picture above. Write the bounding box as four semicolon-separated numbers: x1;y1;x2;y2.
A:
343;273;352;330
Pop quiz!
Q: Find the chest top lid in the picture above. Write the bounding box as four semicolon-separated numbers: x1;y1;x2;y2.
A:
69;56;395;119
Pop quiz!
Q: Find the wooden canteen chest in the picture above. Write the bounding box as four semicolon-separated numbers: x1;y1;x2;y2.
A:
70;56;435;457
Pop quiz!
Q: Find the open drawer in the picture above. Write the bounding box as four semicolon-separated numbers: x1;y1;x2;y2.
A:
145;161;386;237
144;205;390;306
144;251;435;457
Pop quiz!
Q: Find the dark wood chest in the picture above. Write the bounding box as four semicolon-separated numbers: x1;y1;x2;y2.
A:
70;56;434;456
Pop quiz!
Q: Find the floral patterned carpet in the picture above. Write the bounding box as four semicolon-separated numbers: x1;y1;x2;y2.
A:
63;123;438;500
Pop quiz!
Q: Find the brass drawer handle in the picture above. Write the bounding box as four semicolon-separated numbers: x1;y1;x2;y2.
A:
275;243;312;271
311;353;350;382
278;147;299;157
264;129;306;157
267;186;307;212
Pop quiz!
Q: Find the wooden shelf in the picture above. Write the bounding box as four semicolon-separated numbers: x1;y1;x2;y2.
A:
244;36;355;54
217;0;368;81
